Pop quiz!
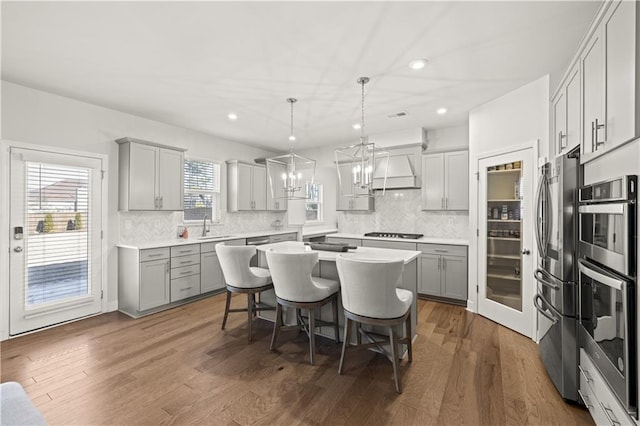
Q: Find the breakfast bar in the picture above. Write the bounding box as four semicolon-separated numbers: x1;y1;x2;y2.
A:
255;241;421;343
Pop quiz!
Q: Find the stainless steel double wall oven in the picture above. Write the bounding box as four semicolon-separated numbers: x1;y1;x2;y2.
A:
578;175;637;418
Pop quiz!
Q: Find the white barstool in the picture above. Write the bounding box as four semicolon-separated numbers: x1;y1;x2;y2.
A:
335;255;413;393
265;249;340;365
216;244;274;343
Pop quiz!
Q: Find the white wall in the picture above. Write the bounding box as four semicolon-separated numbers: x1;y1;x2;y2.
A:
0;81;278;339
467;75;549;314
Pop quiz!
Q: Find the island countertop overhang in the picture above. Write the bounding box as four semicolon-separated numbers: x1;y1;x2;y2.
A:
256;241;420;264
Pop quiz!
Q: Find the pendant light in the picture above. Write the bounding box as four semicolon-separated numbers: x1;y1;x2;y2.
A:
266;98;316;200
335;77;389;197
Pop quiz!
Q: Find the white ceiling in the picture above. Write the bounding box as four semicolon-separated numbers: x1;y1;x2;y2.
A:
2;1;601;152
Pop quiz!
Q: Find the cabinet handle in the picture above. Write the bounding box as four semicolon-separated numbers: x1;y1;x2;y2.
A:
559;131;566;150
577;390;593;409
442;257;446;269
147;253;164;258
599;402;621;426
154;197;158;209
594;118;605;149
179;270;193;275
166;261;170;273
591;121;596;152
435;249;449;253
578;365;592;383
445;198;448;209
180;286;193;291
159;196;163;209
437;256;441;270
179;260;191;264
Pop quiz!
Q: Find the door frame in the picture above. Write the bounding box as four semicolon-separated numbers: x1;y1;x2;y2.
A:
468;139;540;341
0;140;109;340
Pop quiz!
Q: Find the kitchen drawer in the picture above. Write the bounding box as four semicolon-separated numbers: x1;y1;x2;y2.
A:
170;274;201;302
269;233;298;243
579;349;633;425
171;264;201;280
140;247;170;262
417;243;467;257
171;253;200;269
362;239;417;251
200;242;216;253
171;244;200;257
578;381;609;426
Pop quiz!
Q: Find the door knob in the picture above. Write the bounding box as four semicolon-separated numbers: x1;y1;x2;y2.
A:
14;246;23;253
522;249;530;255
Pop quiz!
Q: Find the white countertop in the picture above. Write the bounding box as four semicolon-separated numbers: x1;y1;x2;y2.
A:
302;227;338;238
257;241;420;264
327;233;469;246
117;229;299;250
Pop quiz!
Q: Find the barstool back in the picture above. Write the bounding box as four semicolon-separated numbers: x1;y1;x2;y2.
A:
336;255;407;319
216;244;268;288
266;250;332;303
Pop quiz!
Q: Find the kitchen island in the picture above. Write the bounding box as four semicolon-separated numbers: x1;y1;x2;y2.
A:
255;241;420;343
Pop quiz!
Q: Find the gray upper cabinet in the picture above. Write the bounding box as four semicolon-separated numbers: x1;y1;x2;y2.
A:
552;64;581;157
581;29;605;158
117;137;185;211
422;151;469;211
560;0;640;163
227;160;266;212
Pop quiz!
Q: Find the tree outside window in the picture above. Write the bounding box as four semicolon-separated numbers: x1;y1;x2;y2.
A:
183;158;221;222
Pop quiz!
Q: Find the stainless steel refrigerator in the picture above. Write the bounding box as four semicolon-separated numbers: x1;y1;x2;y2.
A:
533;146;580;402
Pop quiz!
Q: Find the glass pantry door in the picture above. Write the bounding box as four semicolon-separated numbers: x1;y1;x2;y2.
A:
478;147;535;338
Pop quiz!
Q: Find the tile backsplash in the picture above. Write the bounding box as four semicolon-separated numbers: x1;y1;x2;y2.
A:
118;210;286;243
337;189;469;239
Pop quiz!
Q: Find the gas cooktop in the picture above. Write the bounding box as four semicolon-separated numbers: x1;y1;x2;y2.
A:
364;232;424;240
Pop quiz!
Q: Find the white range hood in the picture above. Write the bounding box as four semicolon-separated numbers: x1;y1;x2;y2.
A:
370;128;427;190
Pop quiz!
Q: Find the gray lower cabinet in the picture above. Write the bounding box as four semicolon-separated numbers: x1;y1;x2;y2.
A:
200;242;225;293
418;244;468;303
170;244;201;302
139;256;170;311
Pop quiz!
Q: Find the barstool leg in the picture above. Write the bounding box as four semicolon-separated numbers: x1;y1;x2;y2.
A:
296;308;302;332
247;293;254;343
406;312;413;363
338;316;351;375
356;322;362;346
332;296;340;344
308;308;316;365
270;303;282;351
389;326;401;393
221;289;232;330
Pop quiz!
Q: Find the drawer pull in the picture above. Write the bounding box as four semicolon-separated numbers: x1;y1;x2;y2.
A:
179;250;192;253
147;253;164;257
179;260;192;264
599;402;621;426
578;365;592;383
434;249;449;253
180;270;194;275
577;390;593;409
180;287;193;292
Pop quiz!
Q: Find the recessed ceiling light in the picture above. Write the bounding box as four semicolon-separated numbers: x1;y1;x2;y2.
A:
227;112;238;121
436;107;448;115
352;123;361;130
288;135;296;142
409;59;428;70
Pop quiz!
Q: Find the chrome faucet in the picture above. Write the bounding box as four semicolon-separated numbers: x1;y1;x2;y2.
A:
202;214;210;237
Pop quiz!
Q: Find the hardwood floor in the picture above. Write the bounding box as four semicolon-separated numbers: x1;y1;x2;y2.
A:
1;294;593;425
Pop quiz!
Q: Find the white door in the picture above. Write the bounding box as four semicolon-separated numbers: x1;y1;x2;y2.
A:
9;148;103;335
478;147;535;338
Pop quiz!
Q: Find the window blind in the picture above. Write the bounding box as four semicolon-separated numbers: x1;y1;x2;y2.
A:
184;159;220;221
25;162;91;306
